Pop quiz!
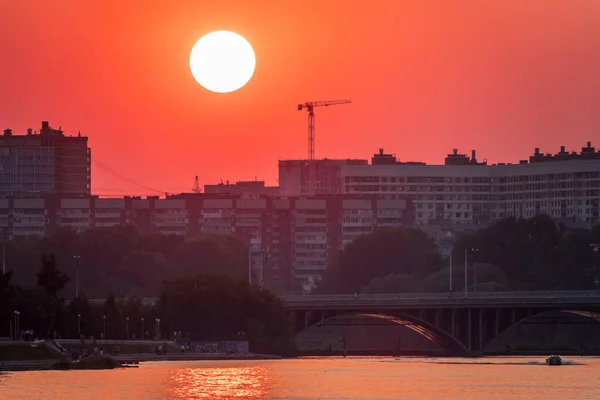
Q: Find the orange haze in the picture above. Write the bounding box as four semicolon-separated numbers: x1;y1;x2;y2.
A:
2;0;600;196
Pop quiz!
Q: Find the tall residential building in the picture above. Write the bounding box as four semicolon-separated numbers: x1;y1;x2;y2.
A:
0;121;91;197
278;159;368;197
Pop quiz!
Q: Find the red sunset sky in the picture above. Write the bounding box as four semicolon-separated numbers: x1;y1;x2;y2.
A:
2;1;600;196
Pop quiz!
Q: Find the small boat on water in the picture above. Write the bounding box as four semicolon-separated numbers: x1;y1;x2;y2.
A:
546;355;562;366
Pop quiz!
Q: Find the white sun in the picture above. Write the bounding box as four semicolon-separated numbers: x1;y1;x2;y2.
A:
189;30;256;93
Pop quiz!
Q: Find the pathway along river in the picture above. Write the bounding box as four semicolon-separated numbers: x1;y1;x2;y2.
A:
1;357;599;399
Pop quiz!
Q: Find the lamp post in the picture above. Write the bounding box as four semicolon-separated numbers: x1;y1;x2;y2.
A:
464;249;468;298
77;314;81;336
248;244;252;284
1;232;6;275
13;310;20;339
141;317;144;340
102;315;106;339
126;317;130;340
471;248;479;293
260;248;268;289
155;318;161;340
73;255;81;298
449;248;453;294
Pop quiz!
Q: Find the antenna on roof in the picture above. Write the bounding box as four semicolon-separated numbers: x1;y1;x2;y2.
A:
192;176;202;193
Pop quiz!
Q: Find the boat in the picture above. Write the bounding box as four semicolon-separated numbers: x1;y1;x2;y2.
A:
546;355;562;366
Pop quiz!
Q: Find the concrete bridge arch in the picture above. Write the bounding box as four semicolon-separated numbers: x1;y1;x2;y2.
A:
294;311;468;356
290;306;600;356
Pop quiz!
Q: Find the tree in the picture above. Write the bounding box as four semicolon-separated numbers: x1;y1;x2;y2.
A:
37;254;69;301
362;274;416;294
116;250;170;296
159;275;296;356
320;227;441;293
173;235;247;279
36;254;69;337
8;285;55;338
0;271;13;337
454;216;599;290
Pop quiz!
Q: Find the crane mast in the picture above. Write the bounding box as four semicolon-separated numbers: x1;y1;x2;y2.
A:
297;99;351;160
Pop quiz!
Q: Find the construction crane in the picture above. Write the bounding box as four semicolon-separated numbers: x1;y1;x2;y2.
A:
298;99;351;160
192;176;202;193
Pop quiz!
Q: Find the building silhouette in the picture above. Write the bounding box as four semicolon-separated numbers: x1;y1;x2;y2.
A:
203;180;279;196
279;159;367;197
341;145;600;227
0;193;413;293
0;121;90;197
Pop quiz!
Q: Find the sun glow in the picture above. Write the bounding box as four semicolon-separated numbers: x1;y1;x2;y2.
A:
190;30;256;93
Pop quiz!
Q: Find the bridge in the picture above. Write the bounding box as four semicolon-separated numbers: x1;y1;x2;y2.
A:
88;290;600;356
283;291;600;356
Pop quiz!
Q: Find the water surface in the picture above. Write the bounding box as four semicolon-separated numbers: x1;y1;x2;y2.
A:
1;357;598;399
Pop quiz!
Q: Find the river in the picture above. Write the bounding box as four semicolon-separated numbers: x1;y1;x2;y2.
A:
1;357;599;399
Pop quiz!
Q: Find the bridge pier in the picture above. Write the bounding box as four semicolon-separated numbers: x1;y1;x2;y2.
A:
467;308;472;351
495;309;499;338
479;308;483;352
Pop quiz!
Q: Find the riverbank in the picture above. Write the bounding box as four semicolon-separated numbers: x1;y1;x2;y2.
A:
113;352;282;363
0;347;282;372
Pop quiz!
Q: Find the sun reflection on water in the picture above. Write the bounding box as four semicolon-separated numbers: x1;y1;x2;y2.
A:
166;366;269;399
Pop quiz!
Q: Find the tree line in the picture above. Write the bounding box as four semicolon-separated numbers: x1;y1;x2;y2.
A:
3;226;248;298
2;214;599;298
0;256;296;356
319;215;600;294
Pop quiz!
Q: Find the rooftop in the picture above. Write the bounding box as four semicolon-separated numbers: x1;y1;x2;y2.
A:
371;142;600;167
2;121;86;139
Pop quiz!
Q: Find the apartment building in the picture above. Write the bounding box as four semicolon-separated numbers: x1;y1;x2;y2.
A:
276;144;600;257
0;193;413;292
278;159;368;197
0;121;91;197
342;145;600;227
170;192;412;291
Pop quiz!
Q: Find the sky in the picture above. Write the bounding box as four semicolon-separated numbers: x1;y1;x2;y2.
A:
2;0;600;196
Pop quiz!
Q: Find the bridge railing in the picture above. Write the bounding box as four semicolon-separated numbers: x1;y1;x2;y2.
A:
82;290;600;306
281;290;600;303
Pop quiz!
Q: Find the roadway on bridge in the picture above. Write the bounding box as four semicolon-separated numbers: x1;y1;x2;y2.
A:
88;290;600;309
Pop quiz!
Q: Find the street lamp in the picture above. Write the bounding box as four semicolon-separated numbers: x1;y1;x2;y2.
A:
449;246;453;295
260;248;268;289
13;310;20;339
1;232;6;275
77;314;81;336
155;318;161;340
141;317;144;340
126;317;130;340
102;315;106;340
471;248;480;293
73;255;81;298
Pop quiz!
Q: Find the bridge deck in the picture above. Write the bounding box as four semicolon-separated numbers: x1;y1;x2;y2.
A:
282;291;600;310
85;290;600;309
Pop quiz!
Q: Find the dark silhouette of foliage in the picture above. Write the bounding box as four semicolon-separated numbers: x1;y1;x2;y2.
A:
35;254;69;337
3;226;249;298
159;275;296;356
319;227;442;293
453;215;600;291
37;254;69;300
324;215;600;294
